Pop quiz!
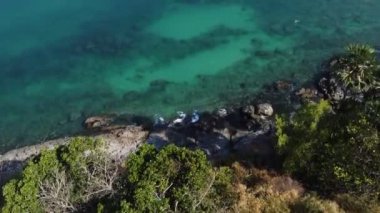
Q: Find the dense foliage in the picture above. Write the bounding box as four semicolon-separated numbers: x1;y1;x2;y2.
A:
2;138;118;213
276;44;380;200
276;100;380;197
1;141;235;213
331;44;380;92
113;144;235;212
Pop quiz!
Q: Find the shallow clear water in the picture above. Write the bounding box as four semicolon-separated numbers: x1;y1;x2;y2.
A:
1;0;380;152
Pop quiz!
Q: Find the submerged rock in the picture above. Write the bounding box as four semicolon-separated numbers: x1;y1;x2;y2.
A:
149;79;171;91
274;80;293;92
84;116;113;129
68;112;82;122
122;90;141;102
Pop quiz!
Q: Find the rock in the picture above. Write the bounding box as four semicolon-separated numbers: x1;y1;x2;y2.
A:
0;126;148;184
242;105;256;118
84;116;113;129
96;125;149;160
233;134;276;166
0;138;70;163
318;77;330;95
256;103;274;117
148;79;170;91
295;87;319;100
318;77;345;101
165;129;194;147
197;133;230;156
329;58;338;67
0;161;24;186
216;108;228;118
274;80;293;91
215;128;250;142
147;131;169;149
332;86;345;101
113;125;149;144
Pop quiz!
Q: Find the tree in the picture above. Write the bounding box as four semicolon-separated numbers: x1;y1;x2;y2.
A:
332;44;380;93
113;144;235;213
276;100;380;197
2;137;119;213
2;149;59;213
275;100;331;172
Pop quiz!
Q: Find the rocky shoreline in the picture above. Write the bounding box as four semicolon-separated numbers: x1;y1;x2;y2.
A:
2;54;371;186
0;79;312;185
0;125;149;186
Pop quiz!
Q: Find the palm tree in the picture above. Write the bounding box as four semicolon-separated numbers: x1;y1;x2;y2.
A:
332;44;379;93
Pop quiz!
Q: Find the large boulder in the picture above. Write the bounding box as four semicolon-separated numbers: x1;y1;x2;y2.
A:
147;131;170;149
256;103;274;117
242;105;256;118
84;116;113;129
197;133;230;157
105;125;150;160
274;80;293;92
112;125;149;143
233;134;276;167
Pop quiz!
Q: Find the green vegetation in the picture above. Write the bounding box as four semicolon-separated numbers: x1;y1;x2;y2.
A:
276;44;380;198
276;100;380;196
332;44;380;92
114;144;235;212
1;142;235;213
1;44;380;212
1;138;117;213
2;135;380;212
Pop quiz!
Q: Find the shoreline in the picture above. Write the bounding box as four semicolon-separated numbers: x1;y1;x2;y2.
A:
0;74;329;186
0;125;149;185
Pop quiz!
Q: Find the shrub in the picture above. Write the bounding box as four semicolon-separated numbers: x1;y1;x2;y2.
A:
335;194;380;213
115;144;236;212
275;100;331;172
230;162;304;213
1;137;119;213
276;100;380;197
291;195;342;213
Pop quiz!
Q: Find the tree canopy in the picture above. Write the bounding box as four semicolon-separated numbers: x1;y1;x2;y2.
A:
2;137;118;213
332;44;380;92
276;100;380;198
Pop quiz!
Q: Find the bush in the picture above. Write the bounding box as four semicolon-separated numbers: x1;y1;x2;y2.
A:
275;100;331;172
230;162;304;213
113;144;236;213
2;137;119;213
291;195;342;213
276;100;380;197
335;194;380;213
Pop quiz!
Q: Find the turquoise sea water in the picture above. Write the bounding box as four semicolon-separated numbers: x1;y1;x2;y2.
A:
1;0;380;152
